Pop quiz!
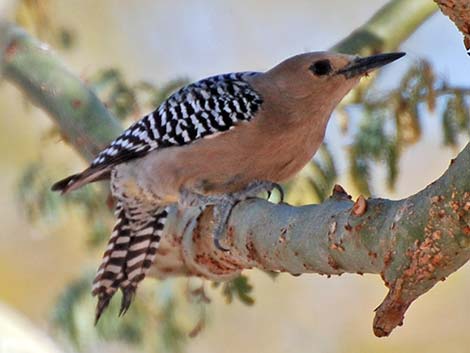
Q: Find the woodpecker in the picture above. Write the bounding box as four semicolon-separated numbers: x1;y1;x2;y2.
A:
52;51;405;322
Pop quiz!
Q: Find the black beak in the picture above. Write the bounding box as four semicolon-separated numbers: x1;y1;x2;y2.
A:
337;52;406;78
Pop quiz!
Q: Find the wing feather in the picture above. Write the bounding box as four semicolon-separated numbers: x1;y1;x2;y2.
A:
52;72;263;193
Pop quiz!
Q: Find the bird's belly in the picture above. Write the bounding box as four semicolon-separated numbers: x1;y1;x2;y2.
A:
126;125;322;201
173;134;319;195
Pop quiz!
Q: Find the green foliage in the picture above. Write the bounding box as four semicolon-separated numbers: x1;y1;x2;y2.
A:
16;161;62;222
157;295;187;353
89;69;189;122
349;110;397;195
15;0;75;49
51;273;90;348
308;144;338;201
287;143;338;204
345;60;470;195
442;93;470;147
16;159;111;247
51;274;219;353
213;275;255;306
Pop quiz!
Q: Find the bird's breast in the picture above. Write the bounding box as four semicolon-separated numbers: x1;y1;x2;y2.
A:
123;112;328;200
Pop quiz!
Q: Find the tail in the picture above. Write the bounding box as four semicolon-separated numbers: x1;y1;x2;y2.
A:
51;167;111;194
92;201;169;323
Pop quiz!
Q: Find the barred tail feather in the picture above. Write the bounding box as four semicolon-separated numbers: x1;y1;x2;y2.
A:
119;207;169;316
92;201;131;324
92;203;169;323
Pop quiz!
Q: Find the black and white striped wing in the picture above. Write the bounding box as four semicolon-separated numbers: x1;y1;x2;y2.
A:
52;72;263;193
91;71;263;169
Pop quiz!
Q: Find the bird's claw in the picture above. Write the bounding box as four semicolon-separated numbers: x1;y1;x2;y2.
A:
180;181;284;253
270;182;284;203
214;237;230;252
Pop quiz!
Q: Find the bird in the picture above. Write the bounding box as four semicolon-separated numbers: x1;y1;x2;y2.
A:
52;51;405;322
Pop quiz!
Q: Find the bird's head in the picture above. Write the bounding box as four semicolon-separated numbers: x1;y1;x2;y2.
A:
263;51;405;109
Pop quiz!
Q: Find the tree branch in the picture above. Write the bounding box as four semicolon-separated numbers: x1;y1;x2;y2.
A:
160;146;470;337
434;0;470;51
332;0;437;103
0;22;122;161
0;0;455;338
333;0;437;55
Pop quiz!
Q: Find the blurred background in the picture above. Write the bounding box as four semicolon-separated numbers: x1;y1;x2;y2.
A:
1;0;470;352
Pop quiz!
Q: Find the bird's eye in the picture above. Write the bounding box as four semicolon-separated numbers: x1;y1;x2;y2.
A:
309;60;332;76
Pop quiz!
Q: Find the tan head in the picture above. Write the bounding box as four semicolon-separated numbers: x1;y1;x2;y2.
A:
259;51;405;118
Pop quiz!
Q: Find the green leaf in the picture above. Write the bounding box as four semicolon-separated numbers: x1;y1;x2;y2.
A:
16;162;62;222
454;92;470;131
385;139;400;190
219;275;255;306
443;97;458;147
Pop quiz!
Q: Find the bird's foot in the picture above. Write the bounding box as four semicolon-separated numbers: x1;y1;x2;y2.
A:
180;189;235;251
179;189;232;209
180;180;284;251
233;180;284;203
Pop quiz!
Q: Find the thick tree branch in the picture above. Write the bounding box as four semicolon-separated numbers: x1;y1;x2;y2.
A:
0;22;122;161
0;0;457;338
333;0;438;104
159;147;470;337
333;0;437;55
434;0;470;51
